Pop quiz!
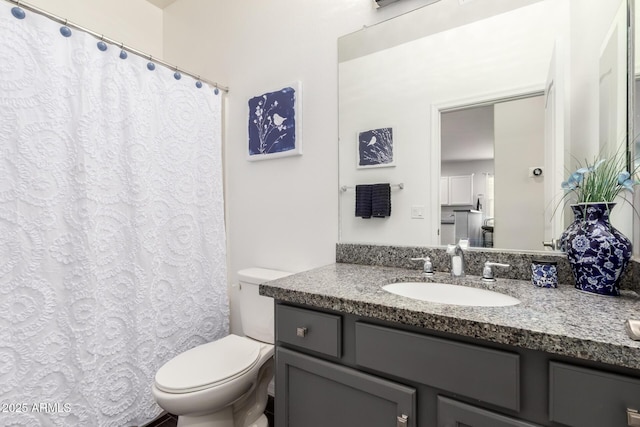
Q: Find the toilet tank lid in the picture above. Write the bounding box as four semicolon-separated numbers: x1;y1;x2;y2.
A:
238;268;293;284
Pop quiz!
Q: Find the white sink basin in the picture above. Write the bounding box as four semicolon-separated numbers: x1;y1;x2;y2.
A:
382;282;520;307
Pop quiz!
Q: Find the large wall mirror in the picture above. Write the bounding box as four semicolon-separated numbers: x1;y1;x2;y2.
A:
634;0;640;252
339;0;634;253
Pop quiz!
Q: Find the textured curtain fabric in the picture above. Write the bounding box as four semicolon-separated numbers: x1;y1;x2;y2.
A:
0;4;229;426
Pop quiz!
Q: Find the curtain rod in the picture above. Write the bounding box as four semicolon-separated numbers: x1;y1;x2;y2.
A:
5;0;229;93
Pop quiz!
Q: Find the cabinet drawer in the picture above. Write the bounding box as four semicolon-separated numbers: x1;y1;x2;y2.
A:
438;396;541;427
276;305;342;358
549;361;640;427
355;322;520;411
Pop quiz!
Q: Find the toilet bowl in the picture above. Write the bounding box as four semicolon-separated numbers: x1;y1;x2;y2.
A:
151;268;292;427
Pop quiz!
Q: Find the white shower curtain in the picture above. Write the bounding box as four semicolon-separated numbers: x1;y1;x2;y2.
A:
0;3;229;426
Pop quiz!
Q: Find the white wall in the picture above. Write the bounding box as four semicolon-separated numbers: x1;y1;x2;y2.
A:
162;0;446;334
24;0;164;57
569;0;627;161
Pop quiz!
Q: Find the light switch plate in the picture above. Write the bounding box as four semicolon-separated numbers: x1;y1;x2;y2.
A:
411;205;425;219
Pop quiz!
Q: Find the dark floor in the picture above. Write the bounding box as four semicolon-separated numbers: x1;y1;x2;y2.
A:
144;396;275;427
266;396;275;426
143;412;177;427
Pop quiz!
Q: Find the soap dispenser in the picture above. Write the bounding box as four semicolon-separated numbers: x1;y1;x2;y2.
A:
446;244;465;278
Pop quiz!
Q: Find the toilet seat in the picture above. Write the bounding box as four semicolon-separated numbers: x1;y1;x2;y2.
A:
155;335;262;394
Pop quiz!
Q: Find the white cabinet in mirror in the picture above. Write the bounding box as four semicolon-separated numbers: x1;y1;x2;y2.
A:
338;0;633;253
440;175;474;207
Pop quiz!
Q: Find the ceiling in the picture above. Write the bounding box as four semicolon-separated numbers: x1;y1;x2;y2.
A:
440;105;494;162
145;0;176;9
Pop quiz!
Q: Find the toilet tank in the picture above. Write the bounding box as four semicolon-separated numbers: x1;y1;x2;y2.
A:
238;268;293;344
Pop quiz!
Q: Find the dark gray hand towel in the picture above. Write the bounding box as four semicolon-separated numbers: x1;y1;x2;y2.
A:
355;184;372;218
371;183;391;217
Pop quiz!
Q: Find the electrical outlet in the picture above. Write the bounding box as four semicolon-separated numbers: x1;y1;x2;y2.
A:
411;205;425;219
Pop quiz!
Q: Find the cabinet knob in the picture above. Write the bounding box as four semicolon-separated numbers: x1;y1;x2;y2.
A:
396;414;408;427
296;327;308;337
628;408;640;426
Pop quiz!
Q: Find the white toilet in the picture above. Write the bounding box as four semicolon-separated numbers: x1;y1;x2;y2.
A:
152;268;292;427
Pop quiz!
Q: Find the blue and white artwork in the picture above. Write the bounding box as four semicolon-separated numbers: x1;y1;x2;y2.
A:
248;83;302;160
357;127;394;168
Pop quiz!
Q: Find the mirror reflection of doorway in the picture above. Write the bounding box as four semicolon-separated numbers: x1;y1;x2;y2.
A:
439;95;546;250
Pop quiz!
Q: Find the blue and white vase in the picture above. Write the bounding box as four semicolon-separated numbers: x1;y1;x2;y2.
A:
564;203;632;296
559;205;584;252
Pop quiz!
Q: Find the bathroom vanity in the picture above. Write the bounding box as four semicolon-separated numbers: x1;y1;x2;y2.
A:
260;263;640;427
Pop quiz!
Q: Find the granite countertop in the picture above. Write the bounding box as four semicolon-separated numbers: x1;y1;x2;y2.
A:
260;263;640;371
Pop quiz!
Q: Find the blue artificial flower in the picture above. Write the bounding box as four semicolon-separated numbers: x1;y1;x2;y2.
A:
575;167;589;175
561;171;584;191
560;154;638;203
617;171;637;192
576;159;605;175
618;171;631;185
621;179;635;192
570;171;584;183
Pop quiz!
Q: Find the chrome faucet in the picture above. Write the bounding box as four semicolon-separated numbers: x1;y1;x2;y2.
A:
411;257;434;277
481;261;510;282
446;244;465;277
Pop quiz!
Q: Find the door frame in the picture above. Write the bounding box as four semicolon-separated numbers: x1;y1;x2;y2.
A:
429;85;545;245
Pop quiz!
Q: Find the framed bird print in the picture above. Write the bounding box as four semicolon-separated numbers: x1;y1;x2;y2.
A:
247;82;302;161
357;127;395;168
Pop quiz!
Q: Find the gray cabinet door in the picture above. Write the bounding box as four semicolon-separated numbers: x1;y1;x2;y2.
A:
275;347;416;427
437;397;542;427
549;362;640;427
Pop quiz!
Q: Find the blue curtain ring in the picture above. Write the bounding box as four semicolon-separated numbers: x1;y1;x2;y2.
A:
214;88;220;95
119;50;128;60
195;81;203;89
97;41;108;51
147;62;155;71
60;26;72;37
174;72;182;80
11;7;26;19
